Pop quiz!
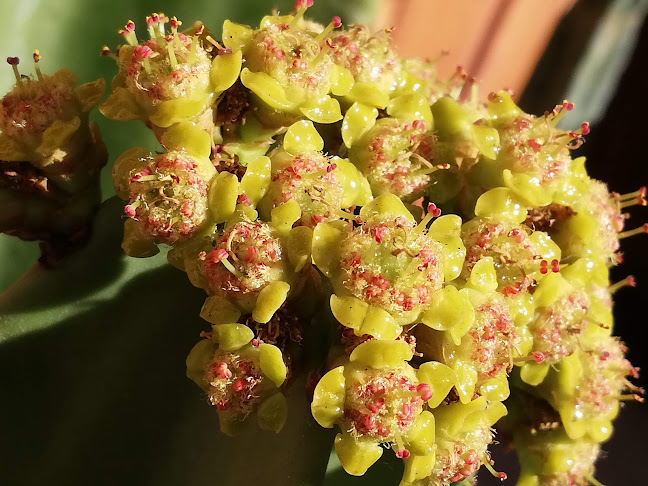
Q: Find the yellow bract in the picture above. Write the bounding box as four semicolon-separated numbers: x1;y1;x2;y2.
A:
283;120;324;154
334;433;383;476
474;187;528;224
311;366;346;428
211;323;254;352
259;343;287;387
349;340;413;368
341;102;378;148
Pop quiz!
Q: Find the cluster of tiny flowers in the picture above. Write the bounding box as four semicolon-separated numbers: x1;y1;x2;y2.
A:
101;3;646;485
0;52;107;253
126;151;210;244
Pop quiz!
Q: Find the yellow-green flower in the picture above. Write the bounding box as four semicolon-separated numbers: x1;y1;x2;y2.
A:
550;176;625;265
515;426;601;486
113;121;216;255
101;16;242;135
460;214;561;297
533;331;637;443
416;259;520;404
0;56;107;194
311;340;455;476
314;195;463;339
186;323;287;435
402;396;507;485
225;6;350;128
258;120;370;226
461;93;583;214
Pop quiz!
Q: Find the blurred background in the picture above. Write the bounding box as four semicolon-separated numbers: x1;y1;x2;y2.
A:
1;0;647;484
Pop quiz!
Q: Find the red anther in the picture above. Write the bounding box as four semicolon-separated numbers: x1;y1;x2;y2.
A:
274;48;285;60
237;193;251;206
616;252;625;264
532;352;545;364
169;16;181;30
361;414;376;430
124;205;136;218
396;449;410;459
210;248;229;263
539;260;548;275
150;12;160;23
294;0;313;8
195;24;205;36
580;122;590;135
291;59;308;71
562;100;574;111
416;383;433;401
498;472;507;481
133;45;153;59
551;259;560;273
508;229;525;243
251;339;262;347
231;379;245;392
215;401;230;411
412;119;427;131
374;225;388;243
214;362;232;379
332;16;342;28
436;163;451;170
528;139;542;153
245;246;258;263
6;56;19;65
427;203;441;217
125;20;136;32
600;351;610;361
327;163;337;173
626;275;637;287
311;214;326;226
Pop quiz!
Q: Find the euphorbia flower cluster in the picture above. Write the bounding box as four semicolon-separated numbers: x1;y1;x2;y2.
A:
104;5;644;485
4;2;643;485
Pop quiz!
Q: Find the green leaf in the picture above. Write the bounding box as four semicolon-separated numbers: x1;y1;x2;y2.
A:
0;198;335;485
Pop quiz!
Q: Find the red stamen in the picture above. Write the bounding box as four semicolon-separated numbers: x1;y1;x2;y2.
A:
396;449;410;459
416;383;433;401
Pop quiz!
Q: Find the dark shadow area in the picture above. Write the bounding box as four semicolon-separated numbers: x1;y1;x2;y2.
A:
0;261;333;486
0;197;128;316
519;0;608;114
